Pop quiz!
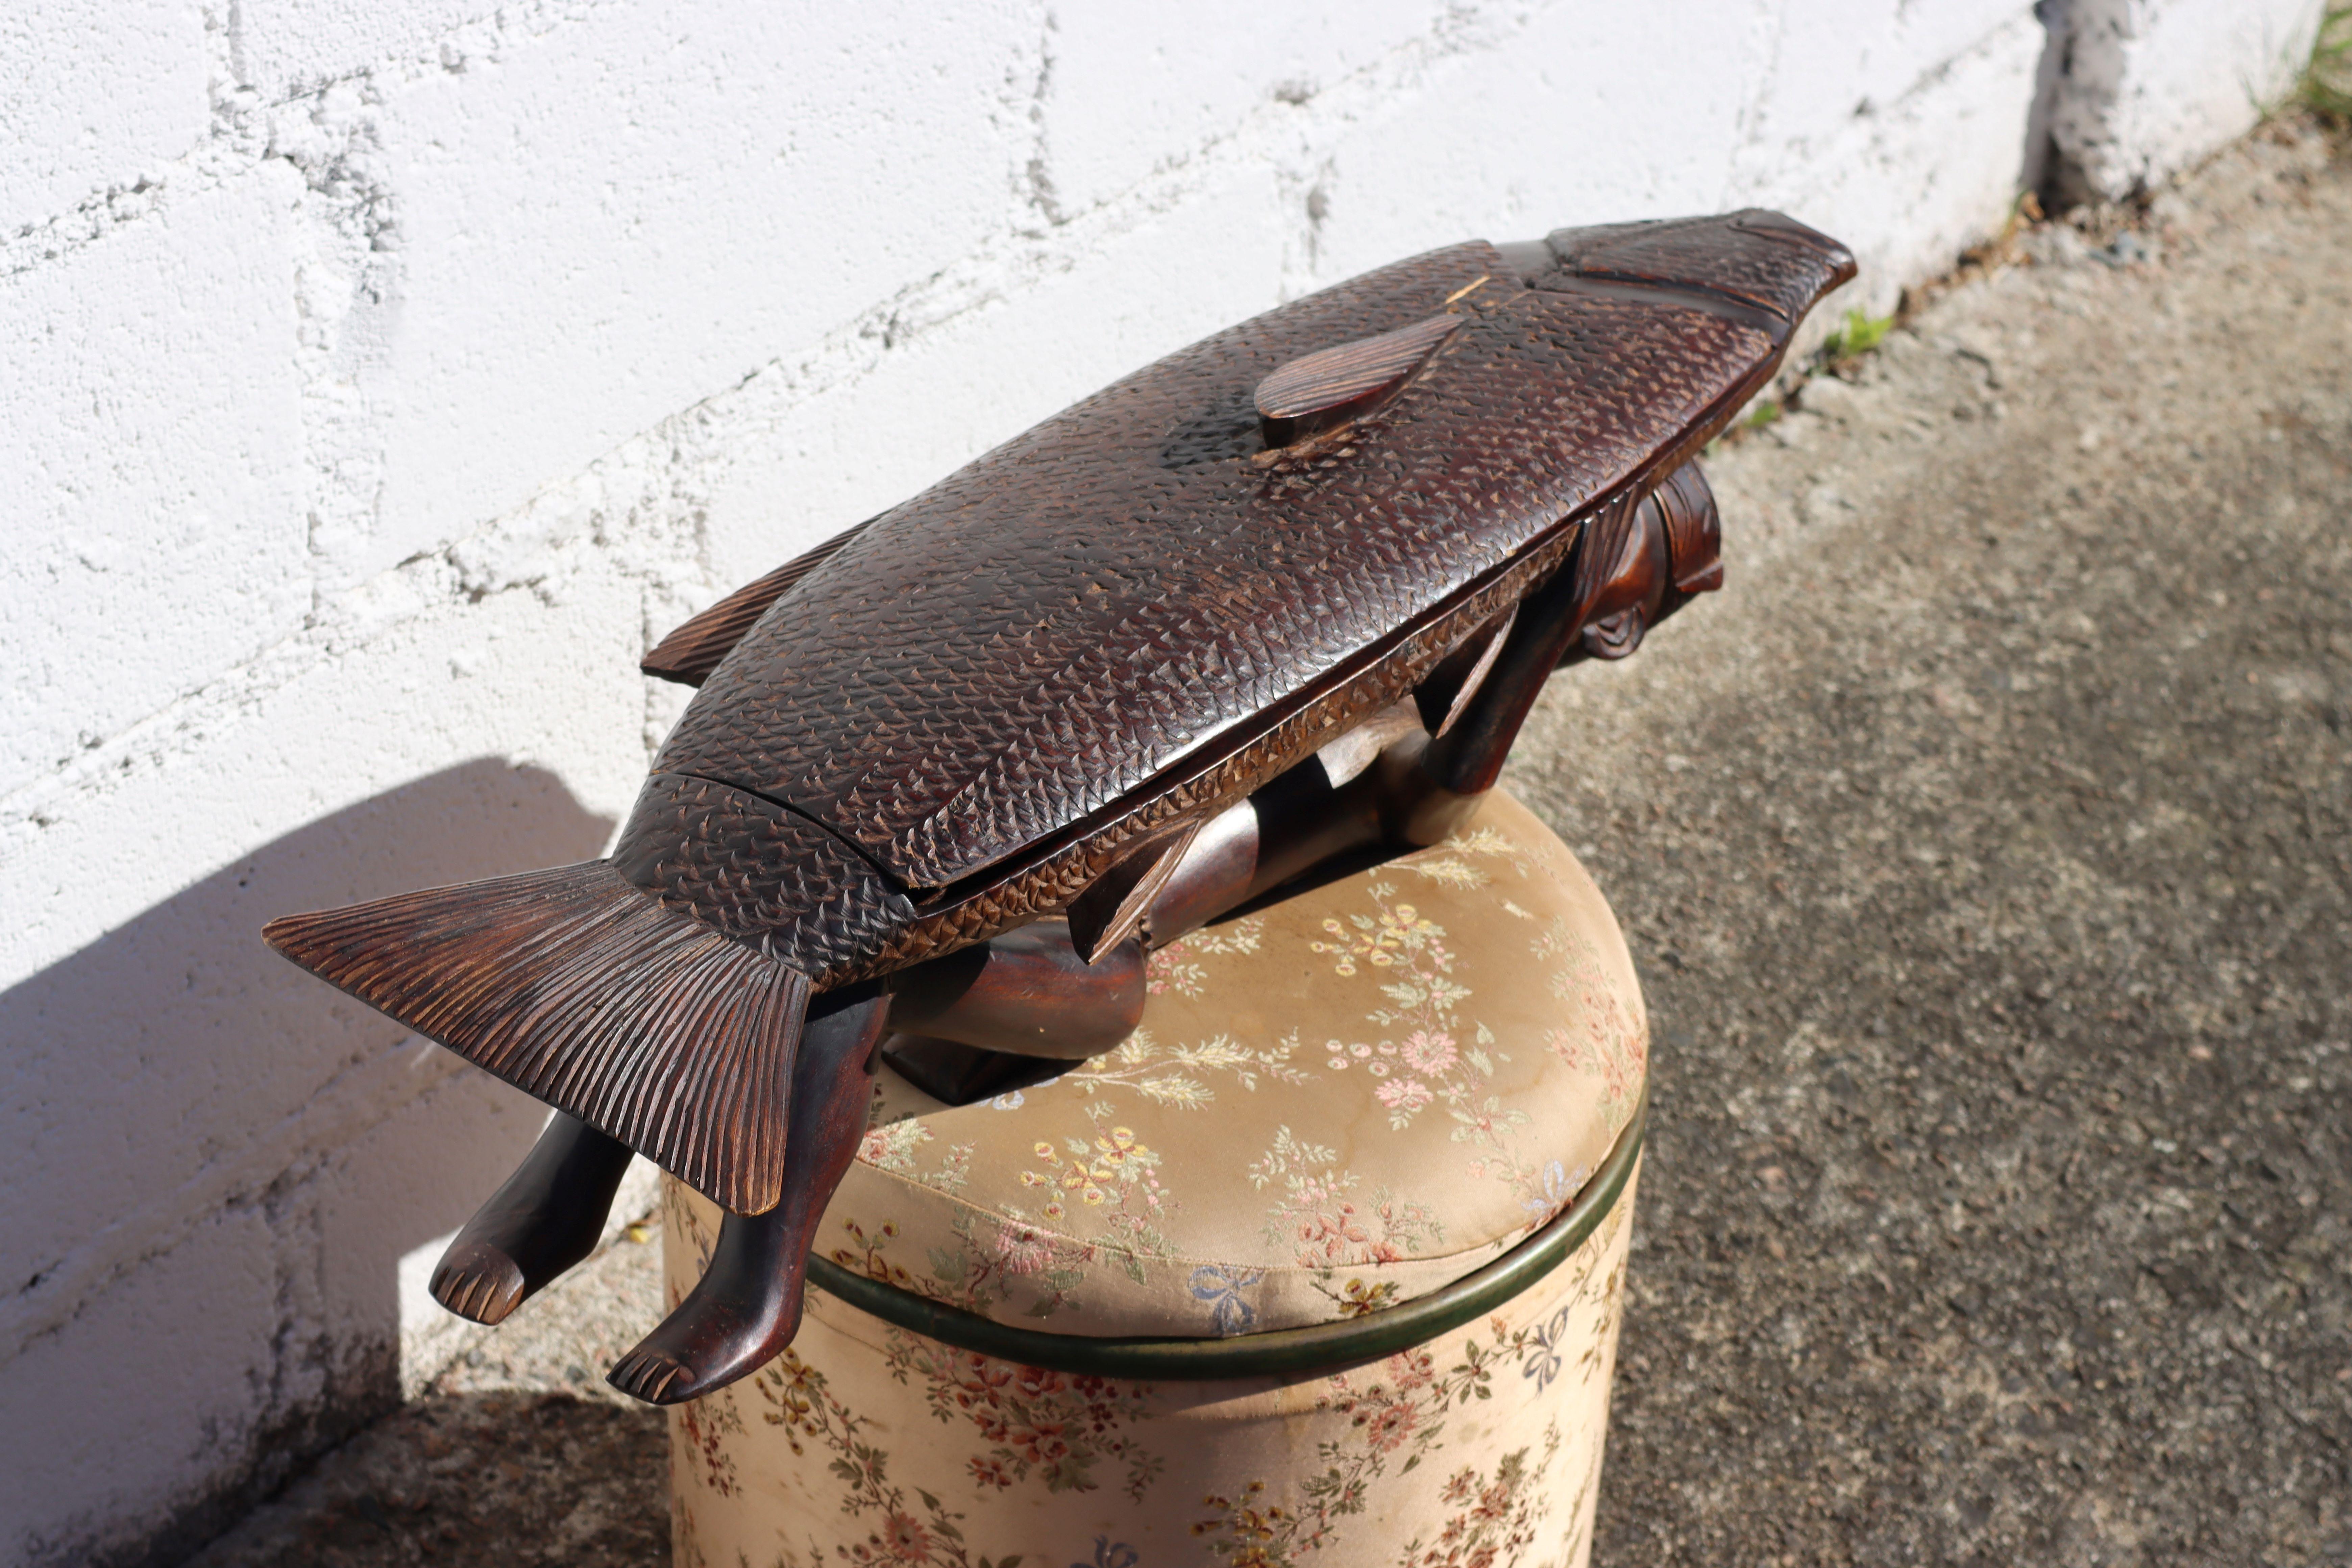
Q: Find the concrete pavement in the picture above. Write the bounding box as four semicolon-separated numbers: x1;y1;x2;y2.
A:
1537;116;2352;1568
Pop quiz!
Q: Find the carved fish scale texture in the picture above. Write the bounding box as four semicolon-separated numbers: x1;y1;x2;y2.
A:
876;281;1763;884
657;243;1496;885
612;773;917;980
834;525;1582;986
667;533;1563;996
659;223;1820;890
1541;210;1856;323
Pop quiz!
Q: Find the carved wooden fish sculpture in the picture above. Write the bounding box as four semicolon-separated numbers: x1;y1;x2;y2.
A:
266;211;1853;1401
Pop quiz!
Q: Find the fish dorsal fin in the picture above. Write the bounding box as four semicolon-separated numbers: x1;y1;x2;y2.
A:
1254;313;1462;445
641;516;876;687
1064;820;1204;964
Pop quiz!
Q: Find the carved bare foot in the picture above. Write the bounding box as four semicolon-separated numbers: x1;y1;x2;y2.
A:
605;1200;818;1404
430;1113;636;1326
608;988;889;1405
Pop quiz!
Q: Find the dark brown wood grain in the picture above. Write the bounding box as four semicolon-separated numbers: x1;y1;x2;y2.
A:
1413;606;1517;738
661;237;1793;892
1063;821;1201;963
885;921;1145;1059
1142;799;1260;945
1254;312;1462;445
430;1114;636;1326
264;212;1855;1404
606;989;889;1405
262;860;811;1215
639;517;876;687
878;1034;1076;1106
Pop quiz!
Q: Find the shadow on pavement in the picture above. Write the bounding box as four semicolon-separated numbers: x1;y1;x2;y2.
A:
180;1391;667;1568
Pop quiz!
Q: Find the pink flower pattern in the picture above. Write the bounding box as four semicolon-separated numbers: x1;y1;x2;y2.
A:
809;806;1643;1395
1377;1077;1434;1112
665;802;1640;1568
1401;1029;1459;1074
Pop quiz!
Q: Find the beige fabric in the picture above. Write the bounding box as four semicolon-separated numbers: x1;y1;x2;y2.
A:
665;791;1647;1566
667;1163;1638;1568
836;790;1649;1338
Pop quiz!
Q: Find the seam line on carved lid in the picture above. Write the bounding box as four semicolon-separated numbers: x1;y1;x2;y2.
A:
1528;271;1792;332
891;517;1587;926
665;771;915;892
1729;210;1853;261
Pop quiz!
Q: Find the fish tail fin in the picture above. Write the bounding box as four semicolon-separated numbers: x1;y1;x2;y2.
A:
264;862;808;1214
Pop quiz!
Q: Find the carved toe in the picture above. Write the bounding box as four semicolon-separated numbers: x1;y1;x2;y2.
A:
430;1253;526;1325
607;1346;695;1405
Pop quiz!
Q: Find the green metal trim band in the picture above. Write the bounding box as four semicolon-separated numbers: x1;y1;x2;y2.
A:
806;1086;1646;1381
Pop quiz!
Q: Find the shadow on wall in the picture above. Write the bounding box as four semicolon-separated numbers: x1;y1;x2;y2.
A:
1;760;614;1568
2024;0;2074;199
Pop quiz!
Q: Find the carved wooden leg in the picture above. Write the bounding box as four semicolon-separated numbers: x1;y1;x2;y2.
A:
887;921;1146;1058
878;921;1147;1103
606;988;890;1404
427;926;1141;1338
1424;459;1711;795
1143;485;1696;944
1140;724;1478;950
429;1112;636;1325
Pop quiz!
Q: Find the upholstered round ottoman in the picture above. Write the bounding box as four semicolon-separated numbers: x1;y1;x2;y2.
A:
663;790;1647;1568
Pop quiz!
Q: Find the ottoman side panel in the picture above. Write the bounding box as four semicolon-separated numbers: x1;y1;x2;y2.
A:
666;1162;1640;1568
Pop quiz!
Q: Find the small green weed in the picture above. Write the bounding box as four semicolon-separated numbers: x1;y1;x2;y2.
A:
1820;307;1894;363
2304;2;2352;121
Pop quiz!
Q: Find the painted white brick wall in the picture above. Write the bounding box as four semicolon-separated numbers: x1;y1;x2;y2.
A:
4;166;309;802
0;3;2319;1562
2047;0;2327;201
0;0;210;233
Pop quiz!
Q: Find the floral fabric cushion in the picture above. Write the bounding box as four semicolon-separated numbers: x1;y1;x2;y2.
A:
834;788;1648;1338
667;1165;1638;1568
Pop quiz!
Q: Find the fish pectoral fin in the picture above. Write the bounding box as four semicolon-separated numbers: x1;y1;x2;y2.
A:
641;515;878;687
1064;819;1204;964
1413;604;1518;740
264;861;810;1215
1254;313;1462;447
